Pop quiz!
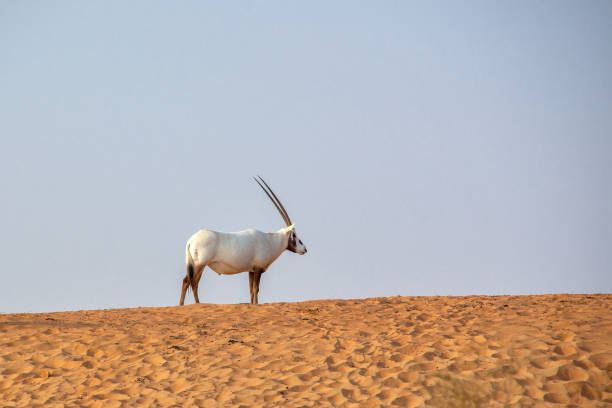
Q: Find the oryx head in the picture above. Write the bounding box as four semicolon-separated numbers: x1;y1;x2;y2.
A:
254;176;308;255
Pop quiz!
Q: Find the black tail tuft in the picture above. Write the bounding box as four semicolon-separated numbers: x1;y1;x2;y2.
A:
187;261;194;293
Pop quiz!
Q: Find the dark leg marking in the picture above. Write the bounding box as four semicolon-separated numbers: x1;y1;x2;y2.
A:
254;270;262;305
249;272;255;304
179;276;190;306
191;265;205;304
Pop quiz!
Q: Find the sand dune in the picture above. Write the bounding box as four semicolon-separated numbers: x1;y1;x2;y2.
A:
1;294;611;407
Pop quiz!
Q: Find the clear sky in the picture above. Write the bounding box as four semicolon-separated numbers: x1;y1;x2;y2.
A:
1;2;611;313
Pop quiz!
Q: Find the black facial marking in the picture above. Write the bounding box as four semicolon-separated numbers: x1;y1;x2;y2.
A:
287;231;298;253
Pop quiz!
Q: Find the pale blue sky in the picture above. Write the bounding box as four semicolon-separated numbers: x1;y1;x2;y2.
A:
1;2;611;313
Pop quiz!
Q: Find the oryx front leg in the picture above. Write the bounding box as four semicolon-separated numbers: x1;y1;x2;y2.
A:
249;270;263;305
249;272;255;304
254;271;262;304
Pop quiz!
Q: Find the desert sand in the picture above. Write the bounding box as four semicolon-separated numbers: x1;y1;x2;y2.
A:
1;294;611;407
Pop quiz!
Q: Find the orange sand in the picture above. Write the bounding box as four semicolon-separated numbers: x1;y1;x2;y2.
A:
1;294;611;407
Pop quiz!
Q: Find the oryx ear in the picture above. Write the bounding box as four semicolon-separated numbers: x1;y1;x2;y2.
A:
286;224;296;231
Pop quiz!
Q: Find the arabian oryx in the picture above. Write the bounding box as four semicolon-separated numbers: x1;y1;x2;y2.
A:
179;176;307;305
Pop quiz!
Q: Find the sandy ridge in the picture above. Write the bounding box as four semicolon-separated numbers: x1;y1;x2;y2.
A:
1;294;611;407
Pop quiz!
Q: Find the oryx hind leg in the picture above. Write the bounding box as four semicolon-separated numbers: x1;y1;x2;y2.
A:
191;265;205;304
179;276;190;306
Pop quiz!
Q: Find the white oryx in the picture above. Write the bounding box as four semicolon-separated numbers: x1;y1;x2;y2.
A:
180;176;307;305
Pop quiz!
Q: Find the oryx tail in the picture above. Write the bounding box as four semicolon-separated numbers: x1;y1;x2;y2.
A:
186;245;194;292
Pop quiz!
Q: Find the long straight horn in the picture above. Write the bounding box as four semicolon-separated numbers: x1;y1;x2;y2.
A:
257;176;292;225
253;176;292;226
